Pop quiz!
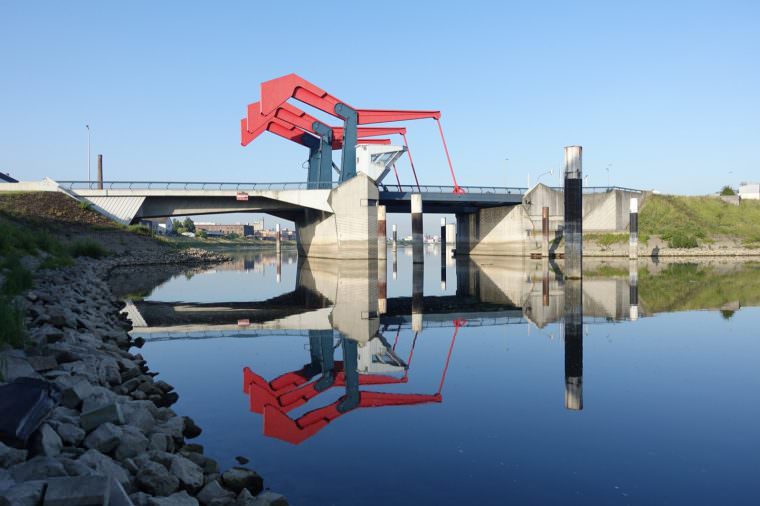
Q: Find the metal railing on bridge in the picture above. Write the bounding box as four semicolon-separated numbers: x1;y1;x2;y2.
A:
379;184;527;195
57;181;339;191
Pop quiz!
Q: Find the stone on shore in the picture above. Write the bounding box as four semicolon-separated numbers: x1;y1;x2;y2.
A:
53;422;86;447
221;468;263;496
148;490;200;506
197;480;234;505
83;422;123;453
169;454;204;492
0;480;45;506
81;402;125;431
31;423;63;457
9;456;67;481
78;449;131;487
136;461;180;497
0;441;27;468
235;490;289;506
114;425;150;461
43;475;133;506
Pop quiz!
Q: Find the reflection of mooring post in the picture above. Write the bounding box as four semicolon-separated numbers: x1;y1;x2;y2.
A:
412;262;424;332
563;146;583;279
378;259;387;315
392;224;398;252
564;278;583;411
275;252;281;284
542;261;550;307
412;194;424;265
629;260;639;321
629;197;638;260
392;248;398;281
275;223;281;255
541;206;550;258
378;205;387;260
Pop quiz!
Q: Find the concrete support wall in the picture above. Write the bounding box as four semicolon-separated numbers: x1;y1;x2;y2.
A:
295;173;379;260
455;205;540;257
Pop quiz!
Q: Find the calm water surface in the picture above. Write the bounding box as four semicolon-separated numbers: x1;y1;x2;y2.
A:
117;249;760;505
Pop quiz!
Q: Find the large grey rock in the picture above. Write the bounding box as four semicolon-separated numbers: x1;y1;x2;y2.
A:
196;480;234;506
9;456;67;481
32;423;63;457
0;480;45;506
78;449;130;486
0;353;41;381
148;491;199;506
58;376;94;409
54;422;86;447
114;425;149;461
51;406;80;425
44;475;133;506
98;357;122;386
221;468;263;495
136;461;179;497
121;401;157;433
182;417;202;439
149;433;170;453
235;490;288;506
81;402;124;431
0;441;27;467
169;454;204;491
59;457;94;477
81;386;118;413
27;354;58;372
83;422;123;453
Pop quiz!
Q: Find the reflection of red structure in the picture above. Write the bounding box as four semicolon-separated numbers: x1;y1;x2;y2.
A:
242;320;464;445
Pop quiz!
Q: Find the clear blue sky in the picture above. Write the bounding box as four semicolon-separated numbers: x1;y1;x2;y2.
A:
1;1;758;229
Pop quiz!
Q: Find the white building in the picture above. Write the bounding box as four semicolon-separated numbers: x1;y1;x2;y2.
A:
739;182;760;200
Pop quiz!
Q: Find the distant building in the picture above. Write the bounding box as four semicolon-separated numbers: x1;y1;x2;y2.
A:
139;218;173;235
739;182;760;200
195;223;254;237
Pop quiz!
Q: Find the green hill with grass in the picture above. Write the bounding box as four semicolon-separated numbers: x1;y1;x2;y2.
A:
639;194;760;248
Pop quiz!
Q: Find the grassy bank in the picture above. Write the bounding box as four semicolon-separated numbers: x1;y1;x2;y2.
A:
0;217;110;348
158;234;296;251
639;194;760;248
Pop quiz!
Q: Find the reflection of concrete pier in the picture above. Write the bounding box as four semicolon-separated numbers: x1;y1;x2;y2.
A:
563;279;583;411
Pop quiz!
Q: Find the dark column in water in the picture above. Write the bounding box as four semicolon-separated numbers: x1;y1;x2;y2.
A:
378;259;387;315
392;224;398;253
564;278;583;411
629;260;639;321
412;194;424;265
563;146;583;279
629;197;639;260
440;218;447;291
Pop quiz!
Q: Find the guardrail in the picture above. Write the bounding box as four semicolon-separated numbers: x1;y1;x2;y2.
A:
379;184;527;194
57;181;338;191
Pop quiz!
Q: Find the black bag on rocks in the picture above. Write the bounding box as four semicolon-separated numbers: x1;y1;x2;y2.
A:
0;377;61;448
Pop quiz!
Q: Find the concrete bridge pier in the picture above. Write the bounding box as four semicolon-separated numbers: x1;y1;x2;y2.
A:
563;146;583;279
294;173;378;260
378;205;387;260
378;258;387;315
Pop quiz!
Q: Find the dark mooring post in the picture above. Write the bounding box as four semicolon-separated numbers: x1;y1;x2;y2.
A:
275;223;281;255
564;277;583;411
629;260;639;321
378;205;387;260
563;146;583;279
629;197;638;260
541;206;550;258
97;154;103;190
392;247;398;281
411;194;424;265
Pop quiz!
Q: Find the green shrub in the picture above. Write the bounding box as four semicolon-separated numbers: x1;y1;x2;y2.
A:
668;232;698;248
127;224;153;236
78;200;94;210
0;297;25;348
586;233;627;247
720;186;736;196
1;257;33;295
68;239;108;258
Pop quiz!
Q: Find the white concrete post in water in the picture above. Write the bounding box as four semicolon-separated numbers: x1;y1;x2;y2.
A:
563;146;583;279
275;223;281;255
629;198;639;260
377;205;387;260
411;194;423;265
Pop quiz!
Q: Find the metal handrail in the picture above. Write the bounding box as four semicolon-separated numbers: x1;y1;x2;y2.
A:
57;181;339;191
379;184;528;194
